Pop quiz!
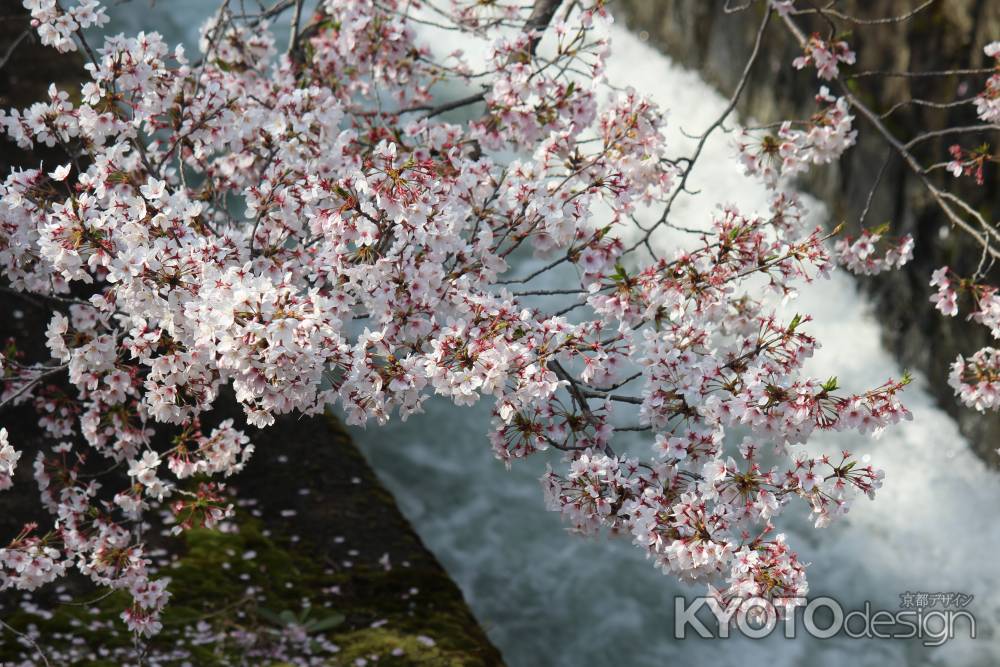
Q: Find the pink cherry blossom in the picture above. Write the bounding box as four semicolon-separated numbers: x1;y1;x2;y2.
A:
834;229;913;276
792;34;856;80
929;266;959;316
0;428;20;491
0;0;953;642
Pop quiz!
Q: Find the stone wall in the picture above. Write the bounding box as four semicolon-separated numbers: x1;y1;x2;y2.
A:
613;0;1000;463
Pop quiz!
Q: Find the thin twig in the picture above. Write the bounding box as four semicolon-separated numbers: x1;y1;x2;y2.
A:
849;67;994;79
0;365;68;410
0;619;51;667
792;0;936;25
286;0;304;56
858;150;892;226
628;6;772;252
903;125;1000;150
0;27;31;73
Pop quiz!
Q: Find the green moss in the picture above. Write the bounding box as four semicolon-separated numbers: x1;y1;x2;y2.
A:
1;514;500;666
0;376;500;663
334;627;477;666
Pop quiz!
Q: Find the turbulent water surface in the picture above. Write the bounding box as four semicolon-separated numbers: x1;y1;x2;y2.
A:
98;5;1000;666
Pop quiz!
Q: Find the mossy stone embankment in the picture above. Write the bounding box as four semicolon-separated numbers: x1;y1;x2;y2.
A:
0;389;506;665
217;408;507;667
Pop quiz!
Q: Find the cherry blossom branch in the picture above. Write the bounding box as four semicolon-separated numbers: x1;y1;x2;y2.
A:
0;285;97;309
849;66;995;79
548;360;617;456
629;6;772;251
0;0;925;640
0;365;69;410
904;124;1000;149
776;10;1000;260
286;0;305;56
0;619;51;667
524;0;565;54
879;95;981;119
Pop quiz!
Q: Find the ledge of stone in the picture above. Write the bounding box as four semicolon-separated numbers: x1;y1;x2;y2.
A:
0;390;506;665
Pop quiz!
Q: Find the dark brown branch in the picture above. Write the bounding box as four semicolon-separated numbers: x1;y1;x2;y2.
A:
550;360;618;457
524;0;564;55
849;67;995;79
287;0;304;56
792;0;936;25
0;365;68;410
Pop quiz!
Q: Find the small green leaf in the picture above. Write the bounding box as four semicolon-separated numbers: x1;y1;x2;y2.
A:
257;607;286;626
305;613;346;633
869;222;891;236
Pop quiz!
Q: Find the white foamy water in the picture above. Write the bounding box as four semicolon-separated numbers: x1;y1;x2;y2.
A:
99;6;1000;666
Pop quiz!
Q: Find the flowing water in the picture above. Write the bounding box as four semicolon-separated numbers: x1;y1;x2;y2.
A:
97;5;1000;665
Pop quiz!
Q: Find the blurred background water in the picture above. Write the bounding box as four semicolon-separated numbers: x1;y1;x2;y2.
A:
98;4;1000;665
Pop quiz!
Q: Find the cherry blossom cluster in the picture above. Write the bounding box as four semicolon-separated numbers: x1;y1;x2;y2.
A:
0;0;915;639
710;534;807;622
924;40;1000;418
929;266;1000;336
23;0;108;53
971;288;1000;340
946;143;993;186
833;226;914;276
736;88;857;188
926;267;1000;413
539;197;909;603
942;42;998;190
759;4;1000;422
949;348;1000;413
792;33;856;81
975;42;1000;123
1;510;70;594
930;266;960;317
0;428;19;491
